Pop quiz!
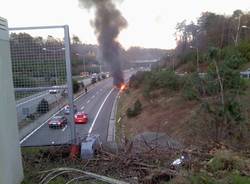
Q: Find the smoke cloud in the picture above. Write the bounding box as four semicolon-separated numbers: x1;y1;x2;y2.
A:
79;0;127;86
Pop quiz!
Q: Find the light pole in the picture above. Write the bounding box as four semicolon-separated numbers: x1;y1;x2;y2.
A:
99;61;102;73
190;46;199;73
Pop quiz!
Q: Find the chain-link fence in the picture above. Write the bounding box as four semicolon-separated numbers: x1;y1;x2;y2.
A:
9;26;76;147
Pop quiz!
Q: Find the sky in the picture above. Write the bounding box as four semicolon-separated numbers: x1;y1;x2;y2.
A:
0;0;250;50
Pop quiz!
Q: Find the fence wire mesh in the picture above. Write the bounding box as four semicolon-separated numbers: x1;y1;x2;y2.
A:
9;27;74;146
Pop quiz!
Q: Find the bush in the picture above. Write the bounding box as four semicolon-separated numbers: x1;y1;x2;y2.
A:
226;99;245;122
143;70;182;98
37;99;49;114
230;173;250;184
183;85;199;101
237;41;250;61
72;79;80;94
182;72;207;101
207;151;245;173
126;99;142;118
129;71;151;89
155;70;181;90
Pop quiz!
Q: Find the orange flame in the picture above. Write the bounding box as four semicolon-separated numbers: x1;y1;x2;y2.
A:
120;84;126;91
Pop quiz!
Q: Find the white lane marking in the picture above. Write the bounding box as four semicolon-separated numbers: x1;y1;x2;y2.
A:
16;92;49;107
74;87;94;101
91;95;95;99
88;88;114;135
19;106;64;144
62;125;67;132
87;100;90;104
81;105;85;110
20;80;112;144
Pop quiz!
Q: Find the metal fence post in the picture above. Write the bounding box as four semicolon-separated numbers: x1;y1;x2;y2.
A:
64;25;76;144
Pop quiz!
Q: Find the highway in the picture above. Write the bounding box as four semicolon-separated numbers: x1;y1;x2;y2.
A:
20;71;133;147
16;78;92;123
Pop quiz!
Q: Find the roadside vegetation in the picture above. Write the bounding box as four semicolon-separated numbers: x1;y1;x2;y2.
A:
20;9;250;184
116;9;250;183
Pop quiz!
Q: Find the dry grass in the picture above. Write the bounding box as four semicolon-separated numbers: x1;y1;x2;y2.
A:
117;87;200;145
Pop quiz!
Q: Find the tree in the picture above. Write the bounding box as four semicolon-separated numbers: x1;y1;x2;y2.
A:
73;79;80;94
37;99;49;114
72;35;81;45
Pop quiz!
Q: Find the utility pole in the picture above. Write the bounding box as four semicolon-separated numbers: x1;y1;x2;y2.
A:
235;15;242;46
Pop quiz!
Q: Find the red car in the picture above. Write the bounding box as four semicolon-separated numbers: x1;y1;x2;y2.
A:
48;116;67;128
74;112;88;124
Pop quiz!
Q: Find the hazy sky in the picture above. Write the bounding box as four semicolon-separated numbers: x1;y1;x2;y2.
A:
1;0;249;49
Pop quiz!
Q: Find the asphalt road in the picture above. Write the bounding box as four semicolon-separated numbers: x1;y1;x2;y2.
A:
21;71;133;147
16;78;92;123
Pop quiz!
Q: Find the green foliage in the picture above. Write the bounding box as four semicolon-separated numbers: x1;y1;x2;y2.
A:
178;51;197;66
156;70;182;90
208;47;220;60
226;100;245;122
229;174;250;184
130;70;182;96
188;173;218;184
37;99;49;114
187;171;250;184
129;71;150;89
182;74;200;100
207;50;247;95
237;41;250;61
126;99;142;118
143;70;183;98
207;151;245;173
72;79;80;94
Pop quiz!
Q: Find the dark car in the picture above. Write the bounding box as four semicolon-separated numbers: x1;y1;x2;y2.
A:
48;116;67;128
101;73;106;79
91;77;97;84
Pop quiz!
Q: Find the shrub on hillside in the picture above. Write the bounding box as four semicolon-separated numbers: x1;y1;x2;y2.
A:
126;99;142;118
129;71;150;89
155;70;181;90
37;99;49;114
237;41;250;61
143;70;182;98
182;74;200;101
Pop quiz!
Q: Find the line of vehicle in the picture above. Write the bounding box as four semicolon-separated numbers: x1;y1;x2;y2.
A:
19;107;64;144
88;88;114;135
19;80;110;144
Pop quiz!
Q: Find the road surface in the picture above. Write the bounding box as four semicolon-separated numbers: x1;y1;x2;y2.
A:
16;78;92;123
20;71;133;147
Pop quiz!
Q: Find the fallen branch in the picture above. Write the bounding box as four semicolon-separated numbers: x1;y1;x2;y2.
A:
39;167;130;184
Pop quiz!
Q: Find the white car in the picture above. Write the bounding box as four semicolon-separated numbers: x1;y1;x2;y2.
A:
49;86;60;94
64;104;77;115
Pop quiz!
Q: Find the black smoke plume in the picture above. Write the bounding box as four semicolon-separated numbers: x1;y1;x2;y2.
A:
79;0;127;86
